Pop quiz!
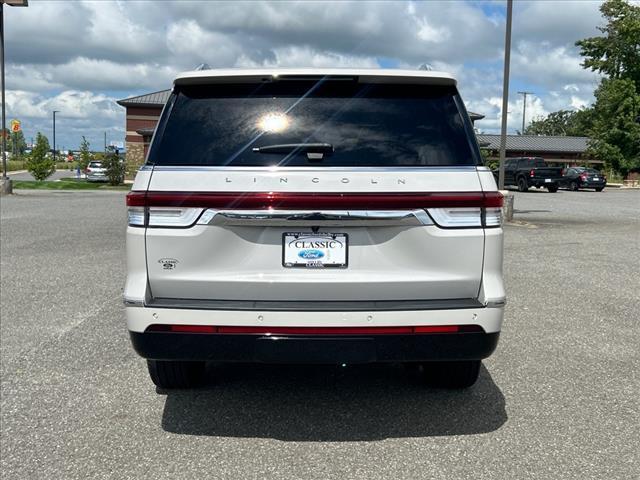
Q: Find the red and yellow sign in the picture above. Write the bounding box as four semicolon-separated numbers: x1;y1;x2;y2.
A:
10;119;21;133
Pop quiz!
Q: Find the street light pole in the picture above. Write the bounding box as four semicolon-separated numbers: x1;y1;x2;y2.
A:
498;0;513;191
1;1;29;195
518;91;534;134
1;2;7;181
52;110;59;164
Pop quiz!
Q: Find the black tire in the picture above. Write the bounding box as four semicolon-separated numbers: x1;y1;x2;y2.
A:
147;360;206;389
570;181;579;191
517;177;528;192
422;360;481;389
547;185;558;193
595;187;604;192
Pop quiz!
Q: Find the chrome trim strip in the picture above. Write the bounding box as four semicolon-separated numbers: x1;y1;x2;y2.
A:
148;165;479;172
124;297;144;307
147;297;484;312
197;209;433;227
485;299;506;308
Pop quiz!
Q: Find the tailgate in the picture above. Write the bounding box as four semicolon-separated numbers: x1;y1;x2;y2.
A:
533;167;562;178
141;168;488;302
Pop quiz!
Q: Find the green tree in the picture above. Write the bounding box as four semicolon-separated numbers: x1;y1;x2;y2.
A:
586;78;640;176
2;129;27;156
524;109;594;136
575;0;640;87
101;152;125;185
78;136;93;172
26;133;55;181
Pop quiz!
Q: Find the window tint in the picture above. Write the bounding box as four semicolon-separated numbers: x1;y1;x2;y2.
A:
148;81;479;167
532;158;547;167
88;162;103;168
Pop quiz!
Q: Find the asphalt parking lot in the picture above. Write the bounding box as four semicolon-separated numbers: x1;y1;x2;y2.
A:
1;188;638;479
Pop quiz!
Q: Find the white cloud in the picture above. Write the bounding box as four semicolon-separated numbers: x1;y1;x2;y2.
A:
236;46;379;68
512;41;600;88
3;0;610;147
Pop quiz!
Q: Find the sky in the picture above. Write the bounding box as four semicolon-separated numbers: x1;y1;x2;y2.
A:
3;0;609;151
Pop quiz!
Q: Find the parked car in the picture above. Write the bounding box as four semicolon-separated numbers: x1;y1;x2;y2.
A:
493;157;563;192
559;167;606;191
85;161;107;182
125;68;506;390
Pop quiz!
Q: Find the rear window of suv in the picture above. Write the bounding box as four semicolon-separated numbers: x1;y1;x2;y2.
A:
148;80;479;167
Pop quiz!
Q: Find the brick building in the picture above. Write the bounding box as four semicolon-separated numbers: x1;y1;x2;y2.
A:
117;90;171;171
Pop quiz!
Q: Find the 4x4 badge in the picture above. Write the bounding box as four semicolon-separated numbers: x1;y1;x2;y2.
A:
158;258;179;270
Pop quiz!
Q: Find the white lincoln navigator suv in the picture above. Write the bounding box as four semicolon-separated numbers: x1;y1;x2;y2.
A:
125;68;505;389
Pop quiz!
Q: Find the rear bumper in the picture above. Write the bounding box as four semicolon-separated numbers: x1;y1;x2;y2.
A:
130;330;500;363
126;304;504;334
530;178;560;187
126;303;504;363
580;181;606;188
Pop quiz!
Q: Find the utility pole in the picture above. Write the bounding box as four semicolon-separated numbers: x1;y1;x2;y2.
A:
52;110;59;164
1;3;7;184
104;131;107;153
518;91;534;134
0;0;29;195
498;0;513;191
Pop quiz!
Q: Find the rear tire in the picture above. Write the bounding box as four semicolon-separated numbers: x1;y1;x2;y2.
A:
595;187;604;192
422;360;481;389
570;181;579;191
517;177;528;192
547;185;558;193
147;360;206;389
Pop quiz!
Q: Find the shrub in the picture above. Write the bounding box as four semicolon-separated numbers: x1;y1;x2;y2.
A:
26;133;55;181
102;152;125;185
78;136;93;172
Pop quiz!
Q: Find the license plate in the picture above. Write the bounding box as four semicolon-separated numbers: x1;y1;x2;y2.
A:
545;178;552;183
283;232;348;268
593;177;599;181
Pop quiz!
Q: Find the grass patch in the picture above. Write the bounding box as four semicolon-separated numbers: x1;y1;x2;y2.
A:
13;177;130;191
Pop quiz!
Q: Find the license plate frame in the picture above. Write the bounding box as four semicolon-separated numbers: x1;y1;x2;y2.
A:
282;232;348;268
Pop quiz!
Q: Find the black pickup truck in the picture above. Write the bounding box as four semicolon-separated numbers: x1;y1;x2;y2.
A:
493;157;564;192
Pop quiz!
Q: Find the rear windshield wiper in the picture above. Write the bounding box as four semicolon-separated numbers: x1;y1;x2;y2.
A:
252;143;334;159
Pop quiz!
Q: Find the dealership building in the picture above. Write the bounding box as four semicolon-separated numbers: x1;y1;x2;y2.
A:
117;89;599;169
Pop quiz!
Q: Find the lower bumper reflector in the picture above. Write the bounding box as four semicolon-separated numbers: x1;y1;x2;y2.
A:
146;324;484;335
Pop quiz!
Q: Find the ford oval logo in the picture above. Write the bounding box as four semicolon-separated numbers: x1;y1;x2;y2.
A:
298;249;324;260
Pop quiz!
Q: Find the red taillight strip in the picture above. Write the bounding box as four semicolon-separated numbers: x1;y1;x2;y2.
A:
127;191;503;209
170;325;217;333
146;325;484;334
